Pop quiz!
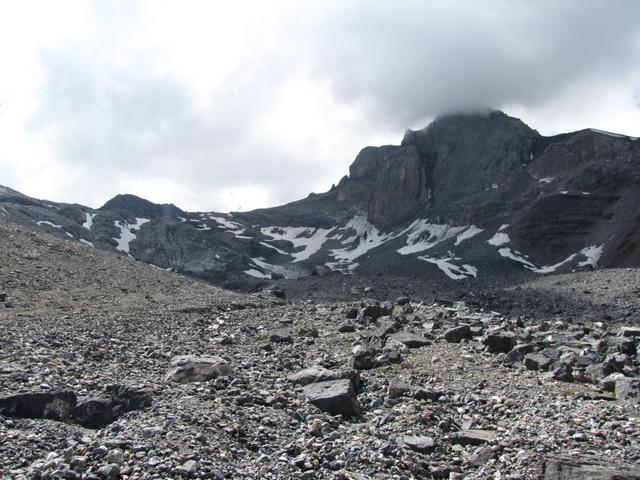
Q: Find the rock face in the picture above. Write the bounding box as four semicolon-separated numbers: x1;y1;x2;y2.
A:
165;355;231;383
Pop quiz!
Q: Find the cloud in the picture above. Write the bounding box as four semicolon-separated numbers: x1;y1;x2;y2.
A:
3;1;640;211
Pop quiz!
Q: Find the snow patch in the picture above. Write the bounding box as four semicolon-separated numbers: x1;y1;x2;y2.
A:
36;220;62;228
487;232;510;246
79;239;94;247
244;268;271;279
82;212;95;230
590;128;628;139
397;220;467;255
498;224;509;231
578;245;603;268
261;225;334;262
538;177;554;184
418;255;478;280
113;218;150;253
454;226;484;246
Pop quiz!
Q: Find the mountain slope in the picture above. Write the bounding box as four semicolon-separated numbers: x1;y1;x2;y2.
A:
1;110;639;288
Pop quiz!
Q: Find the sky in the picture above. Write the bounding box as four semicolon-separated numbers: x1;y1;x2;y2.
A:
1;0;639;212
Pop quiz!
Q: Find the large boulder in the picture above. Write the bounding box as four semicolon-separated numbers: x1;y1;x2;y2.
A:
0;391;76;421
302;379;363;418
73;385;152;428
389;332;432;348
165;355;231;383
288;366;361;391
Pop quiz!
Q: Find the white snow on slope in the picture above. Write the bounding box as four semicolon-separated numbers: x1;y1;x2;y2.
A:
590;128;628;139
487;232;510;246
455;226;484;246
498;245;604;273
209;215;246;233
539;177;554;184
330;216;392;262
418;255;477;280
499;224;509;231
397;220;467;255
578;245;603;268
244;268;271;279
82;212;95;230
259;241;289;255
113;218;150;253
79;239;94;247
36;220;62;228
251;257;305;279
261;225;334;262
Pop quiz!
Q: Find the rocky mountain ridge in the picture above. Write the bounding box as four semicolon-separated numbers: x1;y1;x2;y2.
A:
2;110;639;290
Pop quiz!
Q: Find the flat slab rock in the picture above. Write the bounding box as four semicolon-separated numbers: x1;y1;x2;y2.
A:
165;355;231;383
449;429;498;446
539;454;640;479
388;332;431;348
402;435;435;453
302;379;363;418
288;366;360;391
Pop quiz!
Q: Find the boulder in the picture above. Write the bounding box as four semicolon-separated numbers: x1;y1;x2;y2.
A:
165;355;231;383
302;379;363;418
387;378;411;398
0;391;76;421
352;344;379;370
524;353;553;371
414;387;443;402
288;366;361;391
615;378;640;401
444;325;472;343
619;326;640;338
73;385;151;428
483;331;517;353
269;330;293;343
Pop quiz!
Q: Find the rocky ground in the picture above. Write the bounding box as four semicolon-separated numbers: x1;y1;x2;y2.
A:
2;213;640;479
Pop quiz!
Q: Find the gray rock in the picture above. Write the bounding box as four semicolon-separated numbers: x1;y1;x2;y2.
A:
539;454;640;479
165;355;231;383
270;330;293;343
402;436;435;453
388;332;431;348
615;378;640;401
524;353;553;371
73;384;151;428
619;326;640;338
288;366;361;391
302;379;363;418
352;344;378;370
387;378;411;398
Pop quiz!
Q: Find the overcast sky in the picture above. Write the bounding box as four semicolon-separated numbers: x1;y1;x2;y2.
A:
1;1;639;212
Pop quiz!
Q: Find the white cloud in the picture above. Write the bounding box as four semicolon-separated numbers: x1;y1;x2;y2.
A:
0;0;639;211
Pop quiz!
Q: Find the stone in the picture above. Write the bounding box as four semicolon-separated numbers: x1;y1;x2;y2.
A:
402;436;435;453
298;327;319;338
338;323;356;333
615;378;640;401
483;331;517;353
97;464;120;479
396;296;411;305
539;454;640;479
388;332;431;348
619;326;640;338
414;387;443;402
387;378;411;398
545;363;573;382
383;337;410;355
352;344;378;370
449;429;498;446
264;285;286;299
73;385;152;428
270;330;293;343
444;325;472;343
0;292;6;302
524;353;553;371
345;307;359;319
0;391;76;421
288;366;361;391
302;379;363;418
165;355;231;383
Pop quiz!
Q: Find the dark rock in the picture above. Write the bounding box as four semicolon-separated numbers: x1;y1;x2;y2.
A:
396;296;411;306
352;345;379;370
414;387;443;402
298;326;319;338
345;307;359;319
524;353;554;371
359;302;391;321
468;446;495;467
444;325;472;343
388;332;431;348
0;391;76;421
0;292;6;302
265;285;286;299
338;323;356;333
270;330;293;344
483;331;517;353
73;385;151;428
545;363;573;382
302;379;363;418
620;326;640;338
